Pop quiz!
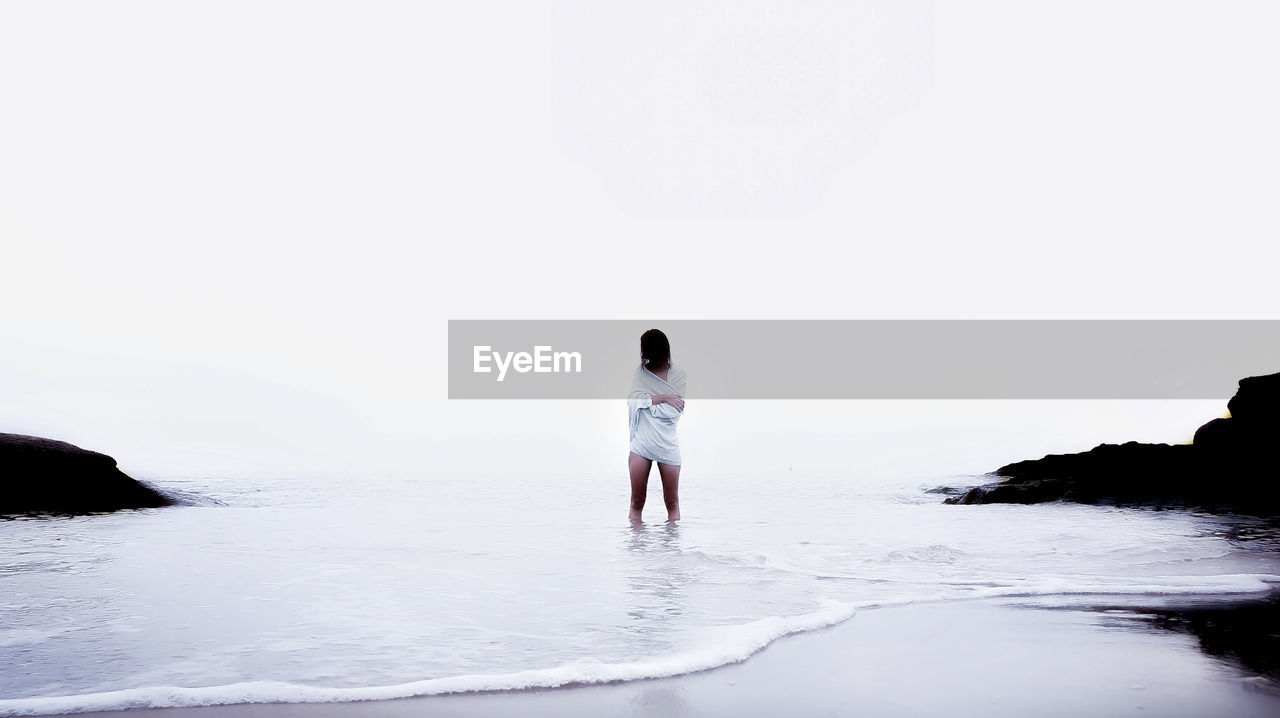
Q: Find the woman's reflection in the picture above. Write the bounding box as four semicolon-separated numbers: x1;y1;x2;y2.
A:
622;521;691;653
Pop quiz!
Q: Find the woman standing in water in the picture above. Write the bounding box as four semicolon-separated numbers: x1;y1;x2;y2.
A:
627;329;686;523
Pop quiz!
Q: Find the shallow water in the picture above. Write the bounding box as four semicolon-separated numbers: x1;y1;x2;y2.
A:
2;472;1278;714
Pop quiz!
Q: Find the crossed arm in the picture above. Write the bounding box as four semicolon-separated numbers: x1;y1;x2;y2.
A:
645;391;686;414
651;393;686;412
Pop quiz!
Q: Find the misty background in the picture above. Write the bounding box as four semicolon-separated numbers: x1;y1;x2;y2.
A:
1;1;1274;482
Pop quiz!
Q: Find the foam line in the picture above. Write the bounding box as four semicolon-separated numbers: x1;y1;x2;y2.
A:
0;601;858;716
4;575;1277;716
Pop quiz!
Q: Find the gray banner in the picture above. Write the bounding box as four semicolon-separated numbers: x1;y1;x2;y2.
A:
448;320;1280;399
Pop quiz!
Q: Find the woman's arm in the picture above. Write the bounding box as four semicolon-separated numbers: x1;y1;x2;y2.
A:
651;394;685;411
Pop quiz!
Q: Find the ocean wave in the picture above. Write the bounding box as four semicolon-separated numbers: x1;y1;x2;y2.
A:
3;575;1276;716
964;573;1280;598
0;600;859;716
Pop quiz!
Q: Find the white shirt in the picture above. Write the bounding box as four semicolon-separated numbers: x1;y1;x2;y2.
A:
627;363;686;466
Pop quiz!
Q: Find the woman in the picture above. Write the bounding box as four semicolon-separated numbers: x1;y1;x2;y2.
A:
627;329;686;523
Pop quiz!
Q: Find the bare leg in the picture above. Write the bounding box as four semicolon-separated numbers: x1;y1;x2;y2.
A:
628;452;652;523
657;462;681;522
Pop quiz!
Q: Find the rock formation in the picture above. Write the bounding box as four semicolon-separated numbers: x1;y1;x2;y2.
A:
0;433;173;515
942;372;1280;515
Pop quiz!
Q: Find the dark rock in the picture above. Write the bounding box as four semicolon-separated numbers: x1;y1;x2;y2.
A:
943;372;1280;515
0;433;173;515
1227;373;1280;423
1192;417;1238;452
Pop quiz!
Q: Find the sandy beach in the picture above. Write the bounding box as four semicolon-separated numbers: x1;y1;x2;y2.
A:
63;595;1280;718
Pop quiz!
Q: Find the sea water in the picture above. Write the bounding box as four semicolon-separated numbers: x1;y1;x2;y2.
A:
2;471;1278;715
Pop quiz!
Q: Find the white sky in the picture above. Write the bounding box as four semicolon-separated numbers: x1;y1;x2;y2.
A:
1;2;1274;479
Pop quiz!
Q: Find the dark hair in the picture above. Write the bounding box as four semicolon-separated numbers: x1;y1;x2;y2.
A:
640;329;671;369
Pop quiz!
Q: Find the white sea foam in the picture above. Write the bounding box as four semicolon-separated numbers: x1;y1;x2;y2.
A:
3;574;1278;717
0;600;858;716
965;573;1280;599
